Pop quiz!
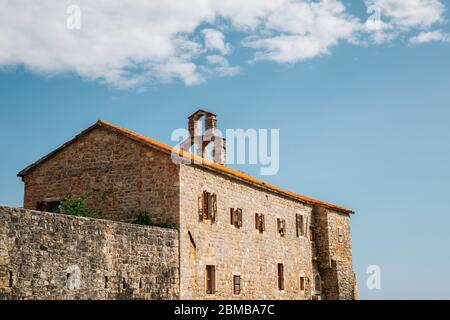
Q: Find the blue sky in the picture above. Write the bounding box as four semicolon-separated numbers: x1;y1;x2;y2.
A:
1;0;450;299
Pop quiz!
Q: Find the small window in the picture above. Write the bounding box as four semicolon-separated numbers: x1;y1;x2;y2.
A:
277;218;286;237
255;213;265;233
122;277;127;289
139;278;143;289
296;214;305;237
277;264;284;291
314;274;321;293
300;276;305;291
231;208;243;228
206;265;216;294
104;276;109;289
309;226;315;242
200;191;217;222
9;271;13;288
233;275;241;295
338;227;344;243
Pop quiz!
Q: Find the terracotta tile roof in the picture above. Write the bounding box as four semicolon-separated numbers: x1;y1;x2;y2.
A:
18;120;354;214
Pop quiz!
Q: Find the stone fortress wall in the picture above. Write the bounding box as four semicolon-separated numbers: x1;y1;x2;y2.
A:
0;206;179;300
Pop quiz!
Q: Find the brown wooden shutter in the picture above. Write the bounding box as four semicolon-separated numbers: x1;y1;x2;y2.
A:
237;209;242;228
202;191;208;221
278;264;284;290
255;213;259;229
230;208;234;225
261;214;265;232
211;266;216;294
296;214;304;237
300;215;304;236
211;193;217;222
206;265;216;294
207;192;213;220
305;216;309;238
277;218;281;233
198;196;203;221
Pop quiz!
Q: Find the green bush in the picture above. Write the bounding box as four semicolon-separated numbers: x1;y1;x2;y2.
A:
58;195;92;218
133;212;152;226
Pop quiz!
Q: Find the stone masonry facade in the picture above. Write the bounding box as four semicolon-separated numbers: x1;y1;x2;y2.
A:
0;207;179;300
0;111;356;300
21;126;180;226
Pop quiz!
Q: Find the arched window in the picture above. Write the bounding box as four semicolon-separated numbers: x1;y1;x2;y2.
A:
314;274;321;293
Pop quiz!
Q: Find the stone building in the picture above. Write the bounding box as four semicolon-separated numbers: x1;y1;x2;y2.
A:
1;110;356;300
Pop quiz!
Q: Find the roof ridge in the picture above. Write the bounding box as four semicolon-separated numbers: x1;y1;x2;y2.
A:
98;120;354;214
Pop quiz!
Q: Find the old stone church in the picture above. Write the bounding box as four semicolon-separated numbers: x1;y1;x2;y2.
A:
0;110;356;300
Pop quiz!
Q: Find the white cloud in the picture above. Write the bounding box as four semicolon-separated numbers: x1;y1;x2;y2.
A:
0;0;449;88
204;55;241;77
242;0;360;63
202;29;231;55
410;30;450;44
364;0;447;43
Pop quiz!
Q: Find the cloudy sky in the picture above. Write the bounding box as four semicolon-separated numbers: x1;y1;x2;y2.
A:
1;0;449;88
1;0;450;299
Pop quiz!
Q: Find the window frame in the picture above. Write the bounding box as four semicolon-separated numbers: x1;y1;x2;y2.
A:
277;263;285;291
206;265;216;294
233;274;241;295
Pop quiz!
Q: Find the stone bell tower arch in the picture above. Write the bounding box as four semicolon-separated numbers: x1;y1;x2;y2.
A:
180;109;226;165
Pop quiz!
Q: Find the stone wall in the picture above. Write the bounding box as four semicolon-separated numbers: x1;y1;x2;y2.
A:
0;207;179;300
22;126;180;225
315;206;355;300
178;164;319;300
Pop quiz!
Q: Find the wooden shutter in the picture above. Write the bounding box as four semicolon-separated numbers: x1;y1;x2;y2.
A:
280;219;286;237
211;266;216;294
211;193;217;222
202;191;208;221
277;218;281;233
237;209;243;228
206;266;216;294
305;216;309;238
255;213;259;230
278;264;284;290
198;196;203;221
261;214;265;232
296;214;304;237
230;208;235;225
207;192;213;220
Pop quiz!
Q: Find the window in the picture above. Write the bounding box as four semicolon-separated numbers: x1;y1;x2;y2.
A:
338;227;344;243
9;271;13;288
200;191;217;222
277;218;286;237
277;264;284;290
206;266;216;294
230;208;243;228
314;274;321;293
255;213;265;233
300;276;305;291
296;214;305;237
36;200;61;213
309;226;315;242
233;275;241;295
